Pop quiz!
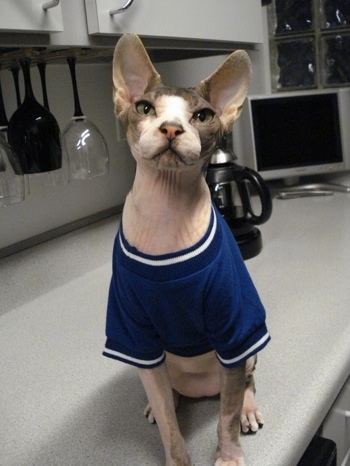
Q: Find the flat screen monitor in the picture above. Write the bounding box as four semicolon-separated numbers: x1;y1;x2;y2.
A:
234;88;350;182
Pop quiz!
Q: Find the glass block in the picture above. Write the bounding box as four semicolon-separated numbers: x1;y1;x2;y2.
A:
269;0;314;35
321;34;350;86
320;0;350;29
271;38;317;90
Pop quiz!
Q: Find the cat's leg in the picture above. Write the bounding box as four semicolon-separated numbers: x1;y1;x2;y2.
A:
144;389;180;424
138;364;191;466
215;363;246;466
240;355;264;434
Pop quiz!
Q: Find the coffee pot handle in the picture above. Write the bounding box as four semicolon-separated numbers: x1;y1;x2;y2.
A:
234;165;273;225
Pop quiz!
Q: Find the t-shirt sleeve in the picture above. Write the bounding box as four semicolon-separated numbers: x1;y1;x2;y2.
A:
204;244;270;368
103;269;166;369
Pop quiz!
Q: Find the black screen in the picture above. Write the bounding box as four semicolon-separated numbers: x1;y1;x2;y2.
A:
251;93;343;171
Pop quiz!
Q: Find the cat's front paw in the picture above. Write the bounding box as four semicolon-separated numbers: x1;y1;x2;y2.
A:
215;456;246;466
143;403;156;423
240;406;264;433
241;389;264;433
215;443;246;466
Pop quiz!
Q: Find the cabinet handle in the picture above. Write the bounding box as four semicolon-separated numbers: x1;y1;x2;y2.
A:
110;0;135;15
42;0;60;10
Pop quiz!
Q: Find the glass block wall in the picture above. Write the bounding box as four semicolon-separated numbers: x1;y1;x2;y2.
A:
268;0;350;91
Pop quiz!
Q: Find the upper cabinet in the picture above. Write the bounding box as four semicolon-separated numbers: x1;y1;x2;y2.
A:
0;0;63;33
0;0;263;50
84;0;263;44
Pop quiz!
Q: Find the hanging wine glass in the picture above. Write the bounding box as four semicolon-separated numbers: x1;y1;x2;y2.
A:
62;56;109;181
0;132;25;207
37;60;69;186
10;64;31;197
0;72;24;207
7;57;62;174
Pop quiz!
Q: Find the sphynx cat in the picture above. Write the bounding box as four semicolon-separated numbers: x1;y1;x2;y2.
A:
103;33;270;466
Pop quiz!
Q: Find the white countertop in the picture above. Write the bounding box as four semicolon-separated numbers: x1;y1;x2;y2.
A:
1;187;350;466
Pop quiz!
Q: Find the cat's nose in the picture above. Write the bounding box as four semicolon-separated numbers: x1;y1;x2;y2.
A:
159;122;184;140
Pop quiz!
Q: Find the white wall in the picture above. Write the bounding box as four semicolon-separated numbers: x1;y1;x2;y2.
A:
0;62;135;250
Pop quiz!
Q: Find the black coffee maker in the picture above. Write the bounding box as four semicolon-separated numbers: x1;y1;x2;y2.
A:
206;144;272;260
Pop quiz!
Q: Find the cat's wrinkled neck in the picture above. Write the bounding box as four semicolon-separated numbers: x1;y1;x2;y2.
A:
132;162;207;206
122;163;212;255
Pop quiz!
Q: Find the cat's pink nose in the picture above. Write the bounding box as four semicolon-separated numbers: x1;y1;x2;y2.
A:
160;122;184;140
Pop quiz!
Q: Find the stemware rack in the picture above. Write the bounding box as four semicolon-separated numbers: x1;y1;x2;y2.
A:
0;46;112;188
0;46;114;70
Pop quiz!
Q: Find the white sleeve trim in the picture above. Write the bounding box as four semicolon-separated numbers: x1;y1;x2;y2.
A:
103;347;165;367
216;332;270;366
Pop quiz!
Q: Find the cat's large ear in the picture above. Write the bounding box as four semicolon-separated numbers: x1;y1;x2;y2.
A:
112;33;162;116
196;50;252;131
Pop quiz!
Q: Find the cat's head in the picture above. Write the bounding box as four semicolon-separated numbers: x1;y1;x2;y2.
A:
113;33;251;171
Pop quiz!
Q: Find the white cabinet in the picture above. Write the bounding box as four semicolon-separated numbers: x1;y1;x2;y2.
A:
0;0;263;48
84;0;263;44
322;377;350;466
0;0;63;33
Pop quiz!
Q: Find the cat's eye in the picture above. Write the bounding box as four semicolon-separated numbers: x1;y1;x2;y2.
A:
136;101;155;116
192;108;215;123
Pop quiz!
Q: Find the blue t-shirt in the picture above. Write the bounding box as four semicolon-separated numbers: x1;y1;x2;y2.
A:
103;205;270;368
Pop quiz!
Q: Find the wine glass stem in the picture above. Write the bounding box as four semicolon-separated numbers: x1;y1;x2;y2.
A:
67;56;84;118
38;62;50;111
11;67;21;108
19;58;35;100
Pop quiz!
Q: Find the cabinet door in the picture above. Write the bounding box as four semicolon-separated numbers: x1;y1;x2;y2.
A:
322;377;350;466
0;0;63;33
84;0;263;44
